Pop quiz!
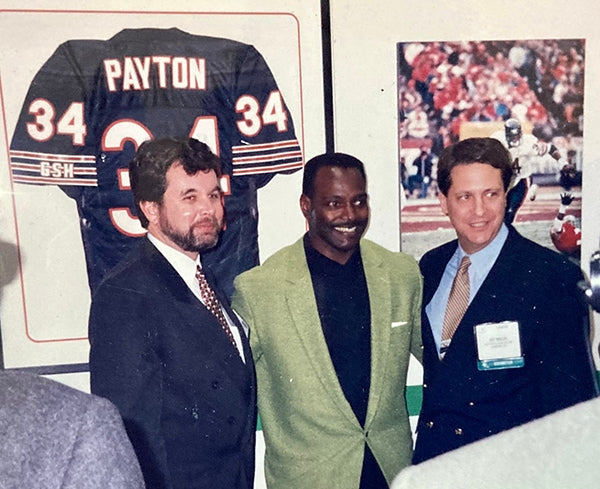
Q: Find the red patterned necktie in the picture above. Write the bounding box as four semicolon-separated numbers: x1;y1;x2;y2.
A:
440;255;471;357
195;265;237;349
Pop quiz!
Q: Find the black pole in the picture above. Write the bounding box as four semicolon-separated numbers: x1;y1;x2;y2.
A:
320;0;334;153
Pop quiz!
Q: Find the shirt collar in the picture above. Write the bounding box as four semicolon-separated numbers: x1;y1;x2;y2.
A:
455;223;508;274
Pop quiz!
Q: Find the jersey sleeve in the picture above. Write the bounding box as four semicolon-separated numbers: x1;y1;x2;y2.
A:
230;45;303;187
9;41;97;198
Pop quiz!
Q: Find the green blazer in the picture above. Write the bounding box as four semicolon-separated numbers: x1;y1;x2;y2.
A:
232;238;423;488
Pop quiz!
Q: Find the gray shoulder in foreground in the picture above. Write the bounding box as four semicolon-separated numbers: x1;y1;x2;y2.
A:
0;371;145;489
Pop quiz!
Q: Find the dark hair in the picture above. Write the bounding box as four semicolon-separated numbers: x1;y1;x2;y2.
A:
437;137;512;195
302;152;367;197
129;137;222;228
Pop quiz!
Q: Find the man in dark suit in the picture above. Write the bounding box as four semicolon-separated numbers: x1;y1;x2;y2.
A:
412;137;598;464
89;137;256;489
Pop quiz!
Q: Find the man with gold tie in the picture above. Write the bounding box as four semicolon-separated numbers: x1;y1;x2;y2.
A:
412;137;598;464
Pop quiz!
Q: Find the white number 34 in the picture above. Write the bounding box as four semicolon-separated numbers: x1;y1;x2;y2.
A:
26;90;289;145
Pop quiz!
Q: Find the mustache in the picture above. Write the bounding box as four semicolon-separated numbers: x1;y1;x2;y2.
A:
192;216;220;227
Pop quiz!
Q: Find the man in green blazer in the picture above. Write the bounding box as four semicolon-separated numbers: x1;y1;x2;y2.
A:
232;152;423;488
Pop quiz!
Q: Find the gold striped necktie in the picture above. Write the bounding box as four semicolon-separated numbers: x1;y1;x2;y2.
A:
440;255;471;357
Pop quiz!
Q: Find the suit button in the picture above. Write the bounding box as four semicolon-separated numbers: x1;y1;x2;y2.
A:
426;421;434;428
455;428;463;435
211;381;219;389
227;416;236;425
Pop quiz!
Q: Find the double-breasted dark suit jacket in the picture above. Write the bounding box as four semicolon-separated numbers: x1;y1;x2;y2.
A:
413;226;598;463
89;238;256;489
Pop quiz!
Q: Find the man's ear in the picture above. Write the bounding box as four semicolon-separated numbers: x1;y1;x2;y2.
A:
220;194;227;231
139;201;159;225
299;194;311;220
439;193;448;216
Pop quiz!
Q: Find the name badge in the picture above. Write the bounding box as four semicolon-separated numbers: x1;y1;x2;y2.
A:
474;321;524;371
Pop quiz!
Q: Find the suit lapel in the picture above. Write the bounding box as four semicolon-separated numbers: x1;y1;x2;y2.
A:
361;243;391;428
207;266;256;374
284;240;360;426
142;240;251;387
422;242;456;306
421;241;459;365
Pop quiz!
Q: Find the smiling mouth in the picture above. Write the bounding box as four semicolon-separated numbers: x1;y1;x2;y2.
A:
334;225;358;233
470;221;488;228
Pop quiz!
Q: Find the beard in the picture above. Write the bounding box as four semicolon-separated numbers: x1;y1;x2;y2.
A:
159;215;223;253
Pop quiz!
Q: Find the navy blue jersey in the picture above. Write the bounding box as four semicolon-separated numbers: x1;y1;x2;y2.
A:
9;28;303;296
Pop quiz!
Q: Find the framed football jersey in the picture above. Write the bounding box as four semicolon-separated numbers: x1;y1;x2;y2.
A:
0;6;325;370
10;28;303;295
